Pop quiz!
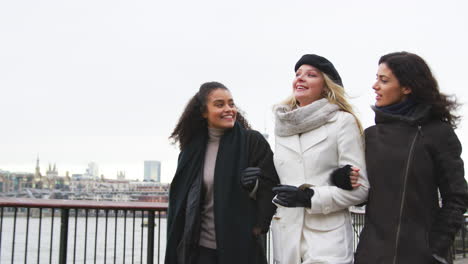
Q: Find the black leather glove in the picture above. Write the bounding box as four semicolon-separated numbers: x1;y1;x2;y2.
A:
240;167;261;192
272;184;314;208
331;164;353;190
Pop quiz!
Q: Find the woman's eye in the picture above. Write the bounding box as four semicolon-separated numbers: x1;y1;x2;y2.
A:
308;74;316;77
378;77;388;84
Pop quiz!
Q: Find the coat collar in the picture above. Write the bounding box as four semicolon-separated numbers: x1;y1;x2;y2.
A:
276;124;328;154
372;104;432;126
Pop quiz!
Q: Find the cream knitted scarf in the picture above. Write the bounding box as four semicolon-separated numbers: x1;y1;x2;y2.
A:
274;98;339;137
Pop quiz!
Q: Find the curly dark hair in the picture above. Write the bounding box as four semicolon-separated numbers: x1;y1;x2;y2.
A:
169;81;251;150
379;51;461;128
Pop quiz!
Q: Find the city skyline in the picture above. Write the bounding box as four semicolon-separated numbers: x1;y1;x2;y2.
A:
0;156;161;182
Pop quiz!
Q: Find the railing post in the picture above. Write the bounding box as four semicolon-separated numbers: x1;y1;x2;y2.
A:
0;207;3;261
147;210;155;264
59;208;69;264
463;216;467;258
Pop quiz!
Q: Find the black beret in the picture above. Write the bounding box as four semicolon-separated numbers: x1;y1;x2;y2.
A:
294;54;343;87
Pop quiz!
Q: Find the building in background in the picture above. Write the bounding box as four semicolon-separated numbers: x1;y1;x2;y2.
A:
144;161;161;182
1;157;71;196
85;162;99;180
117;171;126;180
46;163;58;178
1;158;170;202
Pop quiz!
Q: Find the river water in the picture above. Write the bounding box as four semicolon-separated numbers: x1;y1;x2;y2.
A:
0;215;167;263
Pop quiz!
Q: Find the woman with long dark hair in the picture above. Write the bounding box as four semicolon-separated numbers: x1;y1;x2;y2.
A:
165;82;279;264
354;52;468;263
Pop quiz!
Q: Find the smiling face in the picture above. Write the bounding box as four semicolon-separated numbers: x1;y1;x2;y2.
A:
202;88;237;130
373;63;412;107
293;64;325;106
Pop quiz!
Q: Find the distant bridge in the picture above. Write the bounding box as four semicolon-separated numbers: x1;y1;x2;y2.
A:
0;188;169;202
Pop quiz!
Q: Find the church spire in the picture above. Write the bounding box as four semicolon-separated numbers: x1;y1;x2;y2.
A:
35;155;41;177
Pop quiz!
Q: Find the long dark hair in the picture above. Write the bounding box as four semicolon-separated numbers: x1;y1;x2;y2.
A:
379;51;461;128
169;81;251;150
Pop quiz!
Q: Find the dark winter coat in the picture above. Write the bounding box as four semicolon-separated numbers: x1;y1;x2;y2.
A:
354;105;468;264
165;122;279;264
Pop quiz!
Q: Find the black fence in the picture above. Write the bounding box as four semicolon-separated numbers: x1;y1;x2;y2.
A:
0;199;466;263
0;198;166;264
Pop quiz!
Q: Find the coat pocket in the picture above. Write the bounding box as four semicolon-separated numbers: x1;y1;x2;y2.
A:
271;207;302;264
271;218;283;264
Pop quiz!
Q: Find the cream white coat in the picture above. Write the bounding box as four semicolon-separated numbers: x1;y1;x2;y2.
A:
272;111;369;264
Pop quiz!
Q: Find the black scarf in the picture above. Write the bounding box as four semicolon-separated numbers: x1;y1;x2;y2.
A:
375;97;417;116
165;122;262;264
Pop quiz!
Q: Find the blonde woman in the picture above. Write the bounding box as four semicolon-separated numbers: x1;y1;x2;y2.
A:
271;54;369;264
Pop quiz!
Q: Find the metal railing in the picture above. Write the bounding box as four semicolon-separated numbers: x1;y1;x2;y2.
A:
452;214;468;260
0;199;466;263
350;208;366;251
0;198;166;264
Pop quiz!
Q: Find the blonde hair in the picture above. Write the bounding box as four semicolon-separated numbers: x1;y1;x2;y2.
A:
279;73;363;133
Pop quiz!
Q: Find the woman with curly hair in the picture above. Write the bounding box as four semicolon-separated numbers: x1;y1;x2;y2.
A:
354;52;468;264
165;81;279;264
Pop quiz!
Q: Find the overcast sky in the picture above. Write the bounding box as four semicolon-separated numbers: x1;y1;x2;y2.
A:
1;0;467;182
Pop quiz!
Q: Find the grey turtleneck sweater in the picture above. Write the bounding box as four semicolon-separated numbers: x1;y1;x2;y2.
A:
199;127;224;249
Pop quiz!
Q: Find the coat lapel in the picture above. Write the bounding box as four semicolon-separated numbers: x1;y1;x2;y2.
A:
300;125;327;153
276;134;302;154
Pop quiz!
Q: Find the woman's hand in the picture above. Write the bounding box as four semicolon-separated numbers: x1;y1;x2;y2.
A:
240;167;261;192
272;184;314;208
331;164;361;190
350;166;361;188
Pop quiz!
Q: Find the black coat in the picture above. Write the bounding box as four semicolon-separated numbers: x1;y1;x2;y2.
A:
165;123;279;264
355;105;468;264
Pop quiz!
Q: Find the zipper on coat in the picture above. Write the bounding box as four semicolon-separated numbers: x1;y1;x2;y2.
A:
392;126;422;264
